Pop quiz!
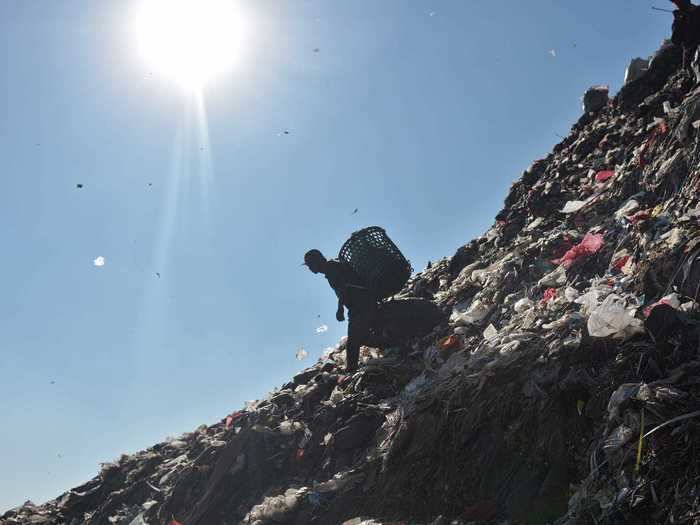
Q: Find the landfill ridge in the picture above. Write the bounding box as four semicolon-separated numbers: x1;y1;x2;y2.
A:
5;40;700;525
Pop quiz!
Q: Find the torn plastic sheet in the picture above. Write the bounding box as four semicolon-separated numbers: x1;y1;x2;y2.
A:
562;200;589;214
587;294;643;338
595;170;615;183
553;233;604;269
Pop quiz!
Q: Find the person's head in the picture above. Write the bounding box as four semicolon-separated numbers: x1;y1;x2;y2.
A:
303;249;327;274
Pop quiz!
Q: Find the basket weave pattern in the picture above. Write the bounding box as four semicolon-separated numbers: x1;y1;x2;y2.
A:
338;226;412;300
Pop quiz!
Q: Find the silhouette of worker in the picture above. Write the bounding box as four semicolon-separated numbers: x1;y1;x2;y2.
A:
303;249;377;373
670;0;700;67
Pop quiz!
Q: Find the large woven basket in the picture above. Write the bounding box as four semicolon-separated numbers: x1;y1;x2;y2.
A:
338;226;412;300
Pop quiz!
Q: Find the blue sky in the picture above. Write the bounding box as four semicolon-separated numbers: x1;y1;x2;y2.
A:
0;0;670;511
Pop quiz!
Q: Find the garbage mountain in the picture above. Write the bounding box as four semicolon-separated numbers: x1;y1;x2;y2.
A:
6;40;700;525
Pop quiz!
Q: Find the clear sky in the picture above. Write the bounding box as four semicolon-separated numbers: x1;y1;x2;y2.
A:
0;0;671;512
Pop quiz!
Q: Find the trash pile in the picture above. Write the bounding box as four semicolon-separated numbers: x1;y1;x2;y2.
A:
6;39;700;525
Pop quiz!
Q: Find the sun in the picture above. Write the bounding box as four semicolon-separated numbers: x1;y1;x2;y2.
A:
133;0;246;89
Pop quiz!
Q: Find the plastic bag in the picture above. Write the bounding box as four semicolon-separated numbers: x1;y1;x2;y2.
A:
553;233;604;269
603;425;635;454
615;199;640;219
562;200;588;214
588;294;639;338
450;299;493;326
595;170;615;183
514;298;534;313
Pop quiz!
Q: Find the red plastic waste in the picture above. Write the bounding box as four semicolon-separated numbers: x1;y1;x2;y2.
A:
553;233;604;268
595;170;615;183
439;335;461;351
225;410;245;429
626;210;651;224
541;288;558;303
612;255;630;270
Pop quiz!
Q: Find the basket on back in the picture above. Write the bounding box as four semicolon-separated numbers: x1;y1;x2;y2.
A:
338;226;412;300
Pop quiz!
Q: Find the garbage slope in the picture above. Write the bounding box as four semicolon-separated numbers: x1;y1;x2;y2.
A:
5;42;700;525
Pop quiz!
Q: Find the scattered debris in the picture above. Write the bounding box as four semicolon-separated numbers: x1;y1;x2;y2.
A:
93;256;105;267
8;34;700;525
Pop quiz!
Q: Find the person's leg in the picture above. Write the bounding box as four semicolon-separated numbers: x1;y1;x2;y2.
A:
345;316;361;373
346;306;375;372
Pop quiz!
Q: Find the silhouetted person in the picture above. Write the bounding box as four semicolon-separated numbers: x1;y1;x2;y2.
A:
303;249;377;373
670;0;700;68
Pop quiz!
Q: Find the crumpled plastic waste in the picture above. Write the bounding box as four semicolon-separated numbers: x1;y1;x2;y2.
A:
438;334;460;351
564;287;580;302
450;299;493;326
624;57;649;84
246;488;303;523
644;293;681;317
541;288;557;304
607;383;652;420
514;297;534;313
583;85;609;113
225;410;244;429
615;199;640;219
553;233;604;269
562;200;588;214
542;312;585;331
587;294;643;338
595;170;615;183
603;425;635;454
483;324;498;341
626;210;651;224
538;266;567;287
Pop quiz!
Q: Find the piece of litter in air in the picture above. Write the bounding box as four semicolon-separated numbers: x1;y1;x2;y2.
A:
316;325;328;333
549;49;556;57
296;347;308;360
352;208;359;215
428;11;436;16
93;256;105;267
76;184;83;189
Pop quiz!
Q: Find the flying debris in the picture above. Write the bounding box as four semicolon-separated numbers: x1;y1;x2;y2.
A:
295;347;308;360
156;272;161;278
313;48;320;52
352;208;359;215
76;184;83;189
93;256;105;267
316;324;328;333
428;11;436;16
549;49;557;57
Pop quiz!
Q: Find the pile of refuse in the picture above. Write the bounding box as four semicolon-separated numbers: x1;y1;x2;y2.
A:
7;39;700;525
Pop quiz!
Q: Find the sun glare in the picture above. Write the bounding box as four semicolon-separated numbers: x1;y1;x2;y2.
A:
133;0;245;89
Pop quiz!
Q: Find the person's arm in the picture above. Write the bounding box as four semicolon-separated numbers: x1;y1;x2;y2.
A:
336;298;345;322
326;262;350;315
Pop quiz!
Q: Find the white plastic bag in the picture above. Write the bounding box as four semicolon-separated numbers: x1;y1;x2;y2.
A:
587;294;638;338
